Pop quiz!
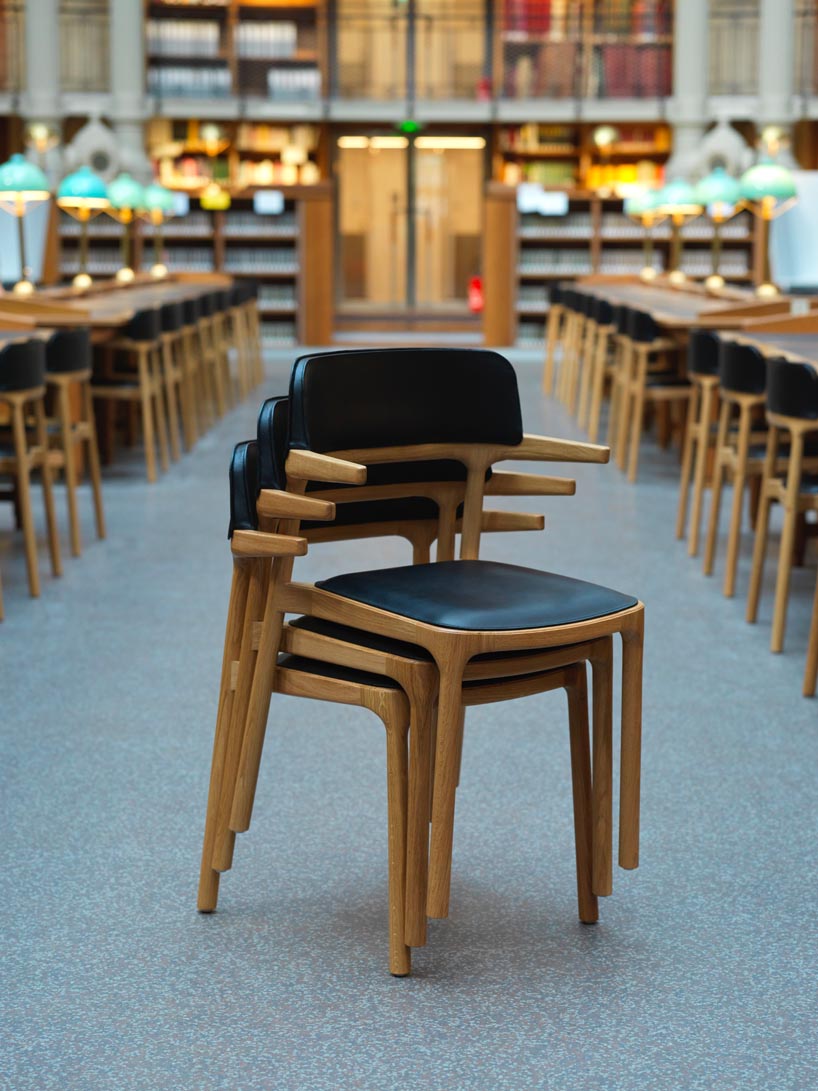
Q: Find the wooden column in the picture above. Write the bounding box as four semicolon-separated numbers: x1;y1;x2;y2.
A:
483;182;517;347
299;182;334;346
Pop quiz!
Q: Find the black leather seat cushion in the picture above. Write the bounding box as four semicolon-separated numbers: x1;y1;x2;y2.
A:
288;347;523;453
277;653;400;690
316;560;637;632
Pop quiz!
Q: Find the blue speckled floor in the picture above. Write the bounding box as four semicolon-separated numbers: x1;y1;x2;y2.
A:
2;350;818;1091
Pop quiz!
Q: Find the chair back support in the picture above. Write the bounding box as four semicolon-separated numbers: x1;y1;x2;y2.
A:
595;298;614;325
766;356;818;420
628;309;660;344
615;305;631;335
549;283;563;307
0;340;46;392
124;308;161;342
687;330;721;378
719;341;767;397
45;327;92;374
182;297;201;326
160;302;184;333
288;348;523;455
229;440;260;537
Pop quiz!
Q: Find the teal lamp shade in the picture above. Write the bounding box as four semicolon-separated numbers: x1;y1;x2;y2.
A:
142;183;175;215
108;172;144;212
656;178;702;215
0;153;50;203
695;166;741;211
739;159;797;203
624;190;653;217
57;166;109;210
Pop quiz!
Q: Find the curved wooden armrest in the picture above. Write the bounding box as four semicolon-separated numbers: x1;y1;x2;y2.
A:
485;471;576;497
257;489;335;521
506;434;610;465
231;530;308;559
286;449;367;485
481;510;545;533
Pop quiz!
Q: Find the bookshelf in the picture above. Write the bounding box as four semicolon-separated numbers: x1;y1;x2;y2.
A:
483;183;756;347
145;0;326;101
57;182;334;345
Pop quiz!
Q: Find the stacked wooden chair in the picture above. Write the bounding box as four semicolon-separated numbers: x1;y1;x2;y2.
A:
676;330;721;558
198;348;645;975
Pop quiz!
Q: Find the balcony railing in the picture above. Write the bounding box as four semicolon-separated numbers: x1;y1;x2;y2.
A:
709;0;759;95
795;2;818;96
60;0;109;93
0;1;24;93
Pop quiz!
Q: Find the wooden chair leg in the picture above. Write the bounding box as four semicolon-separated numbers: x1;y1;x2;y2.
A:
588;331;608;444
577;326;596;427
703;402;731;577
404;690;435;948
161;340;182;463
747;428;778;624
198;562;251;912
82;383;106;540
136;356;158;483
619;613;643;870
688;382;714;557
10;401;40;597
427;656;468;920
149;349;171;475
676;382;700;540
626;379;646;483
566;664;598;924
543;307;561;395
770;431;804;653
802;568;818;697
723;406;752;598
615;346;634;471
34;400;62;579
383;716;411;976
56;382;82;557
591;646;613;896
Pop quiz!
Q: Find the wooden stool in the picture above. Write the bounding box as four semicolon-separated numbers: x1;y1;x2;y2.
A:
543;283;566;396
91;308;170;483
676;330;721;556
0;340;62;598
45;327;106;558
747;356;818;653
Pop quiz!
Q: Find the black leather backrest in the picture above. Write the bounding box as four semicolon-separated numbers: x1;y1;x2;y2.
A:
182;297;200;325
719;341;767;396
288;348;523;453
687;330;721;378
198;293;214;318
549;283;563;306
160;302;184;332
579;293;595;316
0;340;46;391
766;356;818;420
595;298;614;325
615;305;630;334
124;308;161;342
45;327;91;374
215;290;231;312
257;395;290;491
629;309;660;343
228;440;259;537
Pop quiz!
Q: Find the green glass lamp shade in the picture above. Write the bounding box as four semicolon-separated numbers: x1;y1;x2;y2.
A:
695;166;741;209
655;178;702;215
108;172;144;212
0;153;50;199
57;166;109;209
142;183;175;215
624;190;654;217
739;159;797;203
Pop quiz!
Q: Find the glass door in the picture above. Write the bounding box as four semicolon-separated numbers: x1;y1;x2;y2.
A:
336;132;485;318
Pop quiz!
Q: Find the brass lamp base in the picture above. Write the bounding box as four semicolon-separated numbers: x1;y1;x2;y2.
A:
115;266;136;284
639;266;658;282
12;279;35;296
150;263;168;280
667;269;688;286
705;274;726;291
72;272;93;290
755;282;780;298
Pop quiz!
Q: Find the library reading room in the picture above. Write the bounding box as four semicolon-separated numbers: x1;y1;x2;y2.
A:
2;2;818;1088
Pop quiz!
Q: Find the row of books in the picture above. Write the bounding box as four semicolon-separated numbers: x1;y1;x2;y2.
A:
164;249;216;272
518;250;593;274
236;22;299;59
223;248;298;273
148;65;231;98
266;67;321;101
519;212;594;238
223;212;298;236
235;158;320;188
261;320;297;345
236;124;319;154
147;19;222;57
502;42;671;99
258;285;298;309
504;1;671;37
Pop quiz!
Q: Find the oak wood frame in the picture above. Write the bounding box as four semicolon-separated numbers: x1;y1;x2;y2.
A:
676;372;720;557
225;433;644;922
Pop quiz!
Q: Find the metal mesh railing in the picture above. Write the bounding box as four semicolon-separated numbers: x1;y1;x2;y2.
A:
415;2;488;100
709;0;759;94
0;1;24;92
60;0;109;92
795;2;818;96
